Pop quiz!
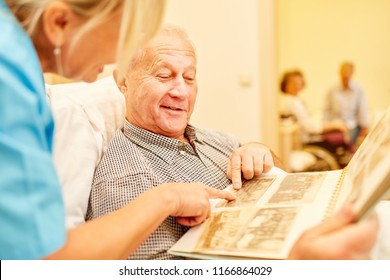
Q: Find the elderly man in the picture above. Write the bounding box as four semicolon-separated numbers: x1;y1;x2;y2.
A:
87;26;280;259
87;26;378;260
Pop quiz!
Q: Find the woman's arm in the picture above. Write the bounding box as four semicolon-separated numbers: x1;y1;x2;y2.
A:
45;183;234;259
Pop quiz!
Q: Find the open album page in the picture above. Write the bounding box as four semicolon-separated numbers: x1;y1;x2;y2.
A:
170;168;342;259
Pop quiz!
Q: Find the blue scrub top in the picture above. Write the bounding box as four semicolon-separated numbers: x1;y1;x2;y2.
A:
0;1;66;259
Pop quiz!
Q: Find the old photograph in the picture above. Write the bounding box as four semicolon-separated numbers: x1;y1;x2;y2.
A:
267;173;326;204
217;177;275;208
232;207;299;254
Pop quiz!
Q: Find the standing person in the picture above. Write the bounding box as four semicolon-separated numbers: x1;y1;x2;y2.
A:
0;0;378;260
324;62;370;147
0;0;235;260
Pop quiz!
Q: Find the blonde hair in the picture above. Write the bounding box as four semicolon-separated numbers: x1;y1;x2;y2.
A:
7;0;166;73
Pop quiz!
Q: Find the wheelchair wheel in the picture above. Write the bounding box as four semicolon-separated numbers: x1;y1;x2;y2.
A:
302;145;340;171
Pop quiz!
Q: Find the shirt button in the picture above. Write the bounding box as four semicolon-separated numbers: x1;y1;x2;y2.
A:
179;150;186;155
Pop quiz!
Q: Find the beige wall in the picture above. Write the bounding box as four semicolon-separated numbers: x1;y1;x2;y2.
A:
277;0;390;120
165;0;278;148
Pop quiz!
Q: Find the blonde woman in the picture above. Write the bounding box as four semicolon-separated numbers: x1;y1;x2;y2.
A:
0;0;234;260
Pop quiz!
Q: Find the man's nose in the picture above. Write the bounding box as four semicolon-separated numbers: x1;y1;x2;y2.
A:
169;77;189;97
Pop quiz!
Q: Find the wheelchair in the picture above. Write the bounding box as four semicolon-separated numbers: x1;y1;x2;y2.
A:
279;119;352;172
302;130;352;171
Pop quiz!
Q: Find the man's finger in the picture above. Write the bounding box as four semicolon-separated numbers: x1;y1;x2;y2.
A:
229;152;243;189
253;154;264;177
262;152;274;173
241;154;255;180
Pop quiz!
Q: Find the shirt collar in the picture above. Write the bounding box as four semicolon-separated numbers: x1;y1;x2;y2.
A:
122;120;203;163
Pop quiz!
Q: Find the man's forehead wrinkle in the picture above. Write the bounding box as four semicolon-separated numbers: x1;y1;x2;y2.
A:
151;44;195;56
149;57;168;72
133;36;196;74
146;50;196;71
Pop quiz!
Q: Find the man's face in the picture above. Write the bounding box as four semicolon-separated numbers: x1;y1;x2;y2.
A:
340;64;353;88
125;34;197;140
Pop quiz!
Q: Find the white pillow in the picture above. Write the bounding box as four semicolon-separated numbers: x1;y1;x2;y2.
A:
46;76;125;229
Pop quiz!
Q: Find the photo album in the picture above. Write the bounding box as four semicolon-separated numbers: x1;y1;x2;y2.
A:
169;106;390;260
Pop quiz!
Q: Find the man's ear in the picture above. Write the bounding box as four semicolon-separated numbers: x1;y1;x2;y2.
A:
113;69;127;95
41;2;75;47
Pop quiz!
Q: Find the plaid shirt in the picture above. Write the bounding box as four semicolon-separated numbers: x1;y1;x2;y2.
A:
86;120;240;259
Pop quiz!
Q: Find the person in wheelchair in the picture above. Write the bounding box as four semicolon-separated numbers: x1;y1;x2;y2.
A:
279;70;352;169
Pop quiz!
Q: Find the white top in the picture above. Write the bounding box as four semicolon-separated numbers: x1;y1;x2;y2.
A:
279;94;323;143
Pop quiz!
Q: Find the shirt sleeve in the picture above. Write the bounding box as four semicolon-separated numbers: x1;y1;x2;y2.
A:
284;96;323;134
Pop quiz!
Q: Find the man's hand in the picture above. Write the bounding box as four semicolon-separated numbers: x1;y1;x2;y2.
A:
288;206;379;259
227;143;274;190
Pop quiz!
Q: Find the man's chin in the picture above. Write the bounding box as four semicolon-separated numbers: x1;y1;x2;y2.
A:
158;123;188;138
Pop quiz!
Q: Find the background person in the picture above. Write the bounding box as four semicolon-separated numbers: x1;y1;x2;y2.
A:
279;69;352;167
279;69;349;144
323;62;370;149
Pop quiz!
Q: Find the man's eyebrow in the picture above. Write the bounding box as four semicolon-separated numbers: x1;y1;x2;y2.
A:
152;60;173;69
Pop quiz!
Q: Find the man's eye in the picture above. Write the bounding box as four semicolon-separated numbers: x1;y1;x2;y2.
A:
184;74;195;80
157;73;170;79
184;77;195;83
